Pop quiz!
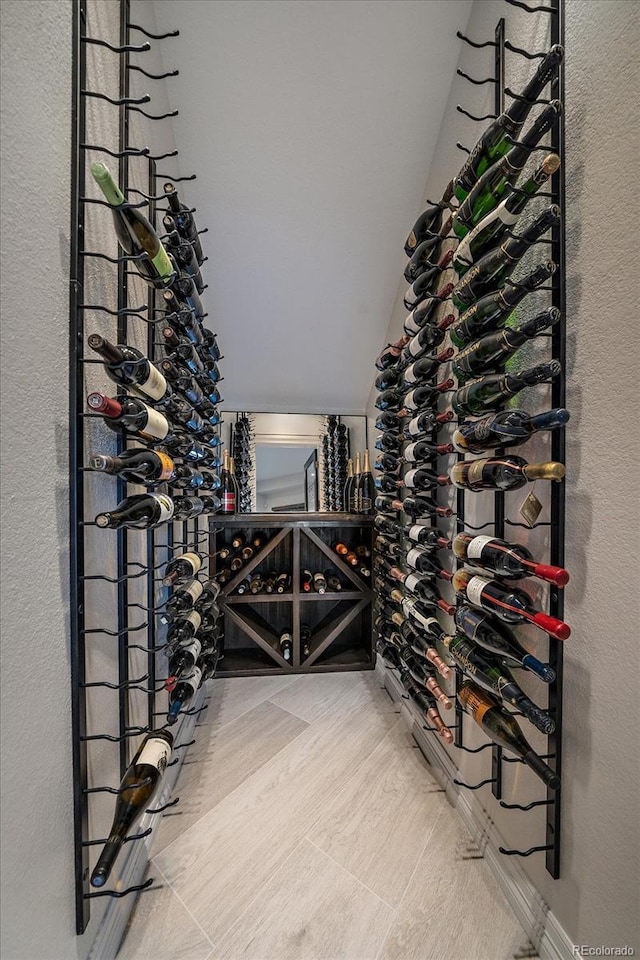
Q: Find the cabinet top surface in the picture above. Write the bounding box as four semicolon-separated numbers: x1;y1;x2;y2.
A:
211;512;374;527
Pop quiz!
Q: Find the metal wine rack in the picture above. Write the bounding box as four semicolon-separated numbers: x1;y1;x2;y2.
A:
70;0;220;934
374;0;565;879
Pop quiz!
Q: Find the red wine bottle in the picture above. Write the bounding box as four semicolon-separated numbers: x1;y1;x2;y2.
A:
455;605;555;683
405;524;452;549
402;314;455;361
453;532;569;587
452;569;570;640
401;495;453;519
403;439;454;462
402;348;455;387
401;467;452;492
87;392;174;446
375;336;411;370
401;379;454;412
165;579;204;618
402;409;453;438
404;181;454;255
162;289;203;345
403;283;454;336
403;250;454;310
164;182;203;263
162;552;204;586
167;667;202;724
88;335;171;404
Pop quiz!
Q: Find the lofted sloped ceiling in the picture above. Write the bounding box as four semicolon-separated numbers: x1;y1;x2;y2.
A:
153;0;472;414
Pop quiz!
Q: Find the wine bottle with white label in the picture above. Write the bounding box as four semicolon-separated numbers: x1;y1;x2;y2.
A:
167;666;203;724
402;314;455;361
403;439;454;462
403;250;454;310
402;348;454;387
453;532;569;587
453;408;570;454
454;154;560;273
164;182;204;264
401;379;454;413
390;567;451;604
452;569;570;640
88;335;171;404
402;591;455;620
403;283;454;336
90;449;174;485
165;637;202;689
452;360;562;417
87;392;175;446
450;456;565;492
162;552;203;587
402;494;454;519
405;545;453;582
458;682;560;790
441;634;555;734
402;408;454;438
405;524;452;549
95;493;174;530
455;605;555;683
90;729;173;887
164;579;204;619
90;161;175;288
166;610;202;654
452;308;561;382
402;467;452;492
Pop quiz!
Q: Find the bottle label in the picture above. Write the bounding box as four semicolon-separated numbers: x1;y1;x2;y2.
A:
406;547;424;567
152;494;174;523
140;407;170;441
466;535;494;560
155;451;175;481
404;390;417;411
181;637;202;662
186;665;203;692
404;469;417;488
405;573;420;593
181;553;202;574
406;417;422;437
183;610;202;632
139;364;168;401
222;492;236;512
404;311;420;336
404;443;418;462
459;685;491;723
136;735;172;773
466;459;488;487
182;579;204;601
466;575;491;607
407;525;426;542
408;335;423;359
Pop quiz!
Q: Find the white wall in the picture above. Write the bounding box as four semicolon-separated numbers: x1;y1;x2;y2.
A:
368;0;640;950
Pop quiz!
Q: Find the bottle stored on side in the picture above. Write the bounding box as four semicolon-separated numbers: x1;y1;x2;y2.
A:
90;449;174;485
452;408;570;454
95;493;174;530
452;360;562;417
453;532;569;587
452;569;570;640
450;456;565;492
455;604;555;683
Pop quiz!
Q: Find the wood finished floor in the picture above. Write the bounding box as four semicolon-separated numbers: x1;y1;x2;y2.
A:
118;671;526;960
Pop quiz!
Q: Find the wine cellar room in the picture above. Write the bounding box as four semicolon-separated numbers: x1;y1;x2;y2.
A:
0;0;638;958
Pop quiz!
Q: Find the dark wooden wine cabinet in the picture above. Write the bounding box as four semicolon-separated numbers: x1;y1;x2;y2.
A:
210;514;375;676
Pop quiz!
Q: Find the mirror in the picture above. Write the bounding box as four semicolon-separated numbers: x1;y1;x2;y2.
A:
221;413;368;513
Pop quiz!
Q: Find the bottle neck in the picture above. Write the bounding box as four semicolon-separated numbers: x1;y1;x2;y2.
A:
91;161;125;206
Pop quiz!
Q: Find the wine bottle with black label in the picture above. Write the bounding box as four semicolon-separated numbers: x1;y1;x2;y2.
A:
452;408;570;454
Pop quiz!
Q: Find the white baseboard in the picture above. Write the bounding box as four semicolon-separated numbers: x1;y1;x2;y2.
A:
378;658;574;960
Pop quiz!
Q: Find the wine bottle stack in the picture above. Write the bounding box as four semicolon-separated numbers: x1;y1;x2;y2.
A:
231;414;255;513
373;42;569;799
211;530;277;587
331;541;371;580
320;416;350;511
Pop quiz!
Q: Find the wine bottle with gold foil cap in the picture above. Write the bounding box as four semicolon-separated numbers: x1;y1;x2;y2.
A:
450;456;565;493
451;569;570;640
458;681;560;790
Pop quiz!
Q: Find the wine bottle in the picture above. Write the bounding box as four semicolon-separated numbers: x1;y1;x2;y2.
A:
357;450;375;514
279;631;293;662
90;162;175;288
458;682;560;790
90;730;173;887
173;495;207;520
350;452;362;512
404;233;440;282
374;495;400;516
324;570;342;592
454;100;563;238
165;637;202;689
390;567;449;605
249;573;264;595
401;379;454;412
452;308;561;382
397;618;451;678
164;226;204;292
375;433;402;454
399;649;452;708
403;590;455;620
453;46;563;201
441;634;554;734
375;387;404;412
167;666;202;724
236;576;251;595
402;348;455;387
452;360;562;416
452;408;570;454
451;261;556;348
162;326;204;374
406;545;453;582
452;205;561;310
87;392;174;446
201;328;221;361
452;569;570;639
87;334;171;404
90;449;174;485
401;673;454;742
375;411;402;434
377;636;403;669
403;250;454;310
402;409;453;438
162;552;203;587
453;532;569;587
405;524;452;549
162;289;203;345
402;314;455;361
170;463;204;491
300;569;313;592
403;439;454;462
454;154;560;272
274;572;290;593
95;493;174;530
375;536;404;561
375;336;411;371
219;451;236;514
403;283;455;336
402;467;452;492
313;572;327;594
164;579;204;619
455;605;555;683
195;579;221;613
402;495;453;519
374;473;401;494
450;456;565;492
375;366;404;392
404;180;454;255
165;610;202;653
198;643;222;684
164;182;204;263
160;358;208;412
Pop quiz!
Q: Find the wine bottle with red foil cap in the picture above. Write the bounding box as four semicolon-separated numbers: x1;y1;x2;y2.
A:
401;467;452;493
458;682;560;790
453;532;569;587
90;449;174;485
88;335;171;404
401;379;454;413
375;336;411;371
403;591;455;620
405;545;453;582
164;182;204;263
453;408;570;454
162;552;203;587
165;637;202;690
166;667;202;724
401;495;454;519
404;180;454;255
90;161;175;288
405;524;452;549
453;46;563;201
452;308;561;382
399;648;453;709
403;250;454;310
450;456;565;492
452;569;570;640
441;634;554;734
390;567;451;605
453;100;563;238
403;438;454;462
453;205;561;310
95;493;174;530
89;729;173;887
450;261;556;349
402;314;455;361
455;605;555;683
400;672;454;743
454;154;561;273
87;392;175;446
404;283;455;336
402;408;454;439
402;348;455;388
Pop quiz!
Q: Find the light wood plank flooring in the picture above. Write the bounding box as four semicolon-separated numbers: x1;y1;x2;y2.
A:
118;671;527;960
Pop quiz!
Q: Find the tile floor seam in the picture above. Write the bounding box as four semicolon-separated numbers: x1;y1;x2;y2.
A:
304;836;399;915
263;697;316;725
151;857;217;953
206;675;302;736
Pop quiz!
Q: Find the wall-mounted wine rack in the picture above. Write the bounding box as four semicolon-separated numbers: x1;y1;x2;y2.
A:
70;0;218;935
374;0;566;880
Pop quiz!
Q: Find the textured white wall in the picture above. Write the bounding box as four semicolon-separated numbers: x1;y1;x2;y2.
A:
367;0;640;950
